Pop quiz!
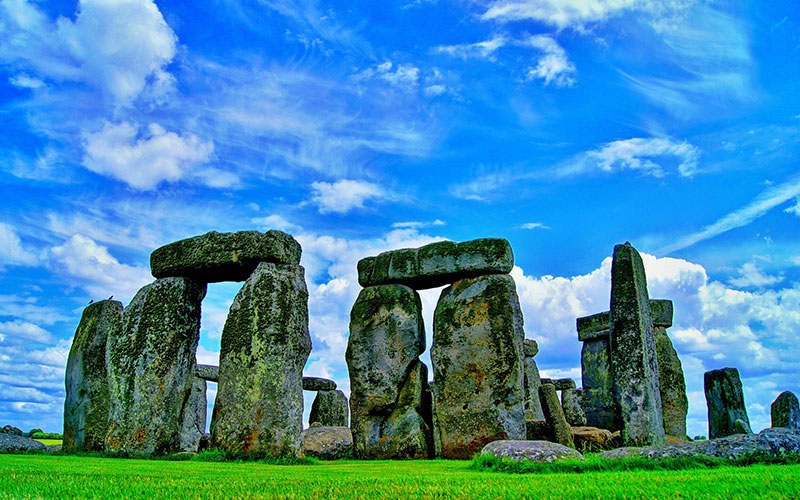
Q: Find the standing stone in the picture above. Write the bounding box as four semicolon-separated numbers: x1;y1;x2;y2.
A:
346;284;432;459
523;339;544;420
211;262;311;456
771;391;800;429
180;377;207;452
106;277;206;455
539;383;574;448
609;243;665;447
651;300;688;439
310;390;349;427
704;367;752;439
577;311;615;431
432;274;525;459
562;388;587;427
63;300;122;451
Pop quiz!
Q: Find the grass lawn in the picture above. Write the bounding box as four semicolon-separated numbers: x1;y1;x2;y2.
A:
2;454;799;499
32;439;62;446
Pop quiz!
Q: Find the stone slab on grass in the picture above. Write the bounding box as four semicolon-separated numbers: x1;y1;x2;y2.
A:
301;426;353;460
481;440;584;463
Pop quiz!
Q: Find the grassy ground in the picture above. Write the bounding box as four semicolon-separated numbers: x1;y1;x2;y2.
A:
2;454;800;499
32;439;62;446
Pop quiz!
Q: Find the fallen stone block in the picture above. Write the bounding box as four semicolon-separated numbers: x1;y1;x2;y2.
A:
301;426;353;460
481;440;584;463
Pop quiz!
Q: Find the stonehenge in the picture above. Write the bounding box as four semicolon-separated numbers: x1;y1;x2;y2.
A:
771;391;799;429
705;367;752;438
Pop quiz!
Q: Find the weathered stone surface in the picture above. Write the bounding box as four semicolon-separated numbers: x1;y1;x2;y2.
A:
357;238;513;290
561;388;587;427
310;390;349;427
523;356;545;420
303;377;336;391
347;284;432;459
600;428;800;461
481;440;584;463
301;426;353;460
650;299;673;328
196;364;218;382
771;391;800;429
704;367;752;439
577;312;610;342
179;377;207;452
106;278;206;455
553;378;576;391
609;243;665;447
211;262;311;456
654;322;688;439
63;300;121;452
539;383;574;448
523;339;539;357
579;333;615;431
151;230;301;283
0;434;48;452
526;419;549;440
432;274;525;459
571;427;614;452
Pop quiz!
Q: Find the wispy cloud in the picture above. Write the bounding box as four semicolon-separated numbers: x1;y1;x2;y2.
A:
479;0;638;28
524;35;575;87
517;222;550;230
391;219;446;229
309;179;391;214
432;36;508;60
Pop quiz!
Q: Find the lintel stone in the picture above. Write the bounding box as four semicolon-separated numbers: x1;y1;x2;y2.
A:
196;364;219;382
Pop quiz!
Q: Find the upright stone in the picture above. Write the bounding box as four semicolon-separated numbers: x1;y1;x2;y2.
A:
106;278;206;454
577;311;615;431
704;367;752;439
523;339;545;420
346;284;432;459
562;388;587;427
771;391;800;429
180;377;207;452
310;390;349;427
432;274;525;459
211;262;311;456
651;299;688;439
609;243;665;447
63;300;122;451
539;383;574;448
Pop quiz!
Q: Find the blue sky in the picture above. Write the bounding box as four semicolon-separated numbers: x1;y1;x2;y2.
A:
1;0;799;439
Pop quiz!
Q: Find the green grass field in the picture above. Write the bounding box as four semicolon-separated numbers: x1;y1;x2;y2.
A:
32;439;62;446
2;454;799;499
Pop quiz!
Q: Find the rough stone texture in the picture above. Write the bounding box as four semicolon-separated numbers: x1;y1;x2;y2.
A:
553;379;577;391
346;284;432;459
526;419;549;440
481;440;584;463
196;364;218;382
539;383;574;448
63;300;122;452
303;377;336;391
180;377;207;453
654;321;688;439
571;427;614;452
357;238;513;290
561;388;587;427
310;390;349;427
301;426;353;460
0;434;48;452
106;277;206;455
704;367;752;439
609;243;665;447
523;355;545;420
600;428;800;461
771;391;800;429
432;274;525;459
650;299;674;328
151;230;301;283
211;262;311;456
579;332;615;431
523;339;539;357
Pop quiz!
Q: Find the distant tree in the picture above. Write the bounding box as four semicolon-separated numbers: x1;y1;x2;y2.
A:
27;428;44;437
31;432;62;439
1;425;23;436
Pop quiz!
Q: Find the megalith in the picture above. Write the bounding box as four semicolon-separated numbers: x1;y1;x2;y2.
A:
704;367;752;438
211;262;311;456
106;277;206;454
523;339;545;420
310;390;349;427
181;377;207;452
63;300;122;451
303;377;336;392
609;243;665;447
539;383;574;448
431;274;525;459
651;300;688;439
562;388;587;427
346;284;432;459
771;391;800;429
577;311;615;431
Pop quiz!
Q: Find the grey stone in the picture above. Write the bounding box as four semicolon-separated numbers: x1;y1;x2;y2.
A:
654;321;688;439
578;331;615;431
771;391;800;429
196;364;218;382
63;300;121;452
523;356;545;420
539;383;574;448
561;388;587;426
609;243;665;447
106;277;206;455
150;230;301;283
526;419;549;440
600;428;800;461
310;390;348;427
704;367;752;439
523;339;539;357
0;434;48;452
301;426;353;460
481;440;584;463
432;274;525;459
346;284;432;459
357;238;513;290
211;262;311;456
303;377;336;391
179;377;206;452
553;378;576;391
571;427;614;452
650;299;674;328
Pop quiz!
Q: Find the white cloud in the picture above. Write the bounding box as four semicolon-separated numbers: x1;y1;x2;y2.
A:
353;60;420;90
518;222;550;230
9;73;44;89
784;198;800;216
251;214;303;233
391;219;446;229
0;222;38;267
82;122;215;190
49;234;152;302
479;0;639;28
0;320;53;345
0;0;177;106
525;35;576;87
0;295;68;326
423;84;448;97
433;36;508;60
584;137;700;177
309;179;388;214
729;261;783;288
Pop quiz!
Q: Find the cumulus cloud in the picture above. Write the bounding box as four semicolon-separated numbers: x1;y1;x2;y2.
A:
0;222;38;267
728;261;783;288
0;320;53;345
353;61;420;90
582;137;700;177
525;35;576;87
82;122;216;190
309;179;389;214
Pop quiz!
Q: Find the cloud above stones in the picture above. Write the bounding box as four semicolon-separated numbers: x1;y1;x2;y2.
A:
309;179;392;215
